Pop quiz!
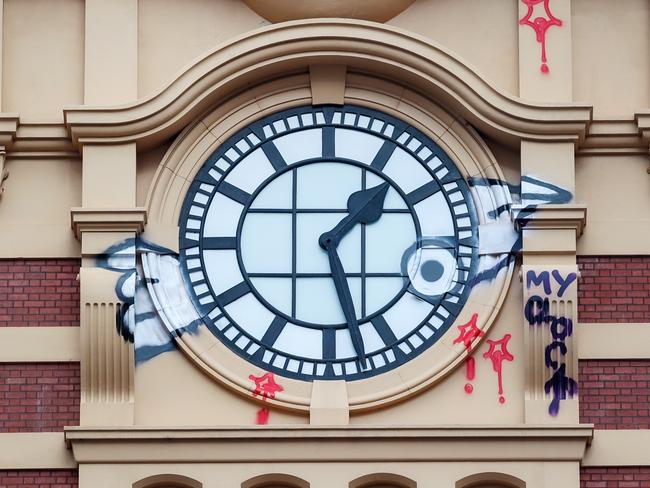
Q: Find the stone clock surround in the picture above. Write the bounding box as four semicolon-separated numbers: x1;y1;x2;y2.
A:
140;76;515;417
63;19;592;486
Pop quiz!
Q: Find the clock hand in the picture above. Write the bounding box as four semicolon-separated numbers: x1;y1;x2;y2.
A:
319;182;390;249
318;182;391;369
322;240;367;369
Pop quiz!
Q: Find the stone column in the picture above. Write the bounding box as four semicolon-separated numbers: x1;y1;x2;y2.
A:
72;0;142;426
517;0;587;423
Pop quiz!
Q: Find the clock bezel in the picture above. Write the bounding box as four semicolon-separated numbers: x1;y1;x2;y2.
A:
178;104;480;382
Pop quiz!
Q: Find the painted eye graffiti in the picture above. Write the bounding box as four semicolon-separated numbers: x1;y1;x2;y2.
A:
401;237;465;303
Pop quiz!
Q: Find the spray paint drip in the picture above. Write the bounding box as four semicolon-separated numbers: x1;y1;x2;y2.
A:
519;0;563;74
249;372;284;425
483;333;514;404
453;313;484;394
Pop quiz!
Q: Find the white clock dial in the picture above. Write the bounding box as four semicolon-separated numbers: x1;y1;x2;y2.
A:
179;105;478;380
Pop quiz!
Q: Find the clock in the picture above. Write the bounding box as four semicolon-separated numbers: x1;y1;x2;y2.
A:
178;105;478;381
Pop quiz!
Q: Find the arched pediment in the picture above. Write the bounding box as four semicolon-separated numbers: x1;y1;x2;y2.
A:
63;19;592;150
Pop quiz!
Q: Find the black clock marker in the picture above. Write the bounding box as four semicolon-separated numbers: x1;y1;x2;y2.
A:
260;142;288;171
217;181;252;206
405;180;441;205
201;237;237;250
370;140;397;171
216;281;251;306
370;315;398;346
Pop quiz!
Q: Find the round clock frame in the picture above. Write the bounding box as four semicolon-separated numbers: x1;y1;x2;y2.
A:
178;104;479;382
148;75;514;412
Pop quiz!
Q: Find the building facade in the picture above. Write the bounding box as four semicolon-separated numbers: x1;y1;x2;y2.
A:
0;1;649;487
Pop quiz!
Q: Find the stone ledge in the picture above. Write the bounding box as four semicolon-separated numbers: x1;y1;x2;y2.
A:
64;425;594;463
512;204;588;237
70;207;147;239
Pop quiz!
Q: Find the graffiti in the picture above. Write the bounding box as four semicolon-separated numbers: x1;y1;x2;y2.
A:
249;372;284;425
453;313;484;394
482;334;514;404
544;363;578;416
519;0;563;73
467;175;572;290
525;269;576;297
0;151;7;197
97;238;202;364
525;269;578;415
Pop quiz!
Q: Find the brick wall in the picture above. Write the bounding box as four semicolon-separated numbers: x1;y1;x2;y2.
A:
0;470;78;488
0;363;80;432
579;360;650;429
578;256;650;323
0;259;80;327
581;467;650;488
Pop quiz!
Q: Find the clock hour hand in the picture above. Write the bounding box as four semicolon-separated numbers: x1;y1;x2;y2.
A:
323;240;367;368
319;182;390;249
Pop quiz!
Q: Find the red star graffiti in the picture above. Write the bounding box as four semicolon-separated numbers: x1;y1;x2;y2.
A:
519;0;563;73
249;372;284;425
249;371;284;399
483;333;514;404
453;313;484;394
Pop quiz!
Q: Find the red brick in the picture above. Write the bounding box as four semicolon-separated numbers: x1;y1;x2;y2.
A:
0;259;79;327
581;467;650;488
578;257;650;323
579;360;650;430
0;470;78;488
0;364;80;432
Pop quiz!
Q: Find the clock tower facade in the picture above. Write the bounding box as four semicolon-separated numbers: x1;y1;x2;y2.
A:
0;2;649;488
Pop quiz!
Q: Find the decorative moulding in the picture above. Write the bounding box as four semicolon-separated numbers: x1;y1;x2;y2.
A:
0;115;19;148
580;119;648;156
0;115;19;198
241;0;415;23
511;204;588;237
63;20;592;150
11;123;76;158
634;111;650;173
70;207;147;239
64;425;593;464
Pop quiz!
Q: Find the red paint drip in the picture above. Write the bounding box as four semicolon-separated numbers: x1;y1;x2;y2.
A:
256;407;270;425
453;313;484;394
519;0;562;74
467;356;476;380
249;372;284;424
482;333;514;404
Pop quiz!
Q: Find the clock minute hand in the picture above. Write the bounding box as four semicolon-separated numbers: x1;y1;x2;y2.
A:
323;241;367;368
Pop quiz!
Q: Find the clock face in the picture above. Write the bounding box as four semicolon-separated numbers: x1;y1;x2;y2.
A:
178;105;478;381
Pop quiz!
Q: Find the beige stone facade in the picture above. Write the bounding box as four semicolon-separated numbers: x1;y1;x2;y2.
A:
0;1;649;487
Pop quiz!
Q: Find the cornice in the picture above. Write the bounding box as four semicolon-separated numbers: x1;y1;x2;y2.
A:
580;119;647;156
63;19;593;150
512;204;588;237
70;207;147;239
11;122;76;157
635;110;650;142
65;425;594;463
0;114;19;148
